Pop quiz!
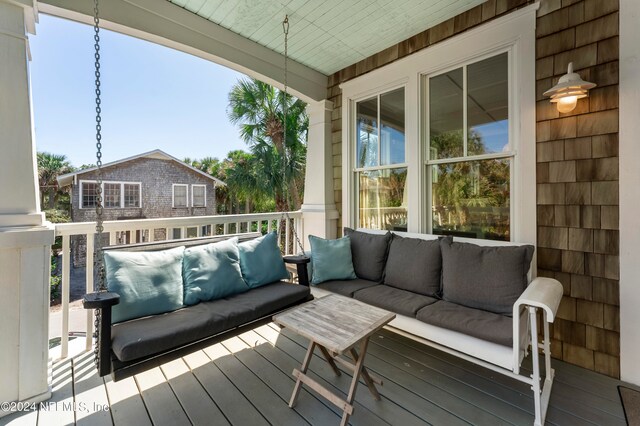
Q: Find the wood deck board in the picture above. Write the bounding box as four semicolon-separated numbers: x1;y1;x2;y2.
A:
182;350;269;426
103;376;152;426
222;335;343;426
133;367;191;426
377;328;626;425
2;321;627;426
159;358;230;426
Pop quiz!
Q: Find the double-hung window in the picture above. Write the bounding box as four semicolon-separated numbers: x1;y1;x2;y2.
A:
192;184;206;207
425;52;511;240
123;183;141;208
354;87;407;231
173;184;188;208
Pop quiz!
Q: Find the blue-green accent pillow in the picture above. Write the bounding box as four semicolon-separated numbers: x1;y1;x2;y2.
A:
105;246;185;324
182;237;249;305
308;235;357;284
238;232;289;288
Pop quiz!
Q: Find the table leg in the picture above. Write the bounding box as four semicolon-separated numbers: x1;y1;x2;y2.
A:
319;346;342;377
349;347;381;401
341;337;372;426
289;341;316;408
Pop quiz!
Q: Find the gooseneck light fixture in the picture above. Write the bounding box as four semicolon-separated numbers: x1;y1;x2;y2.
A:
543;62;596;113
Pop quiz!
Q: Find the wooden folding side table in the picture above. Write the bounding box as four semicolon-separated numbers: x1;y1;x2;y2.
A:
273;294;396;426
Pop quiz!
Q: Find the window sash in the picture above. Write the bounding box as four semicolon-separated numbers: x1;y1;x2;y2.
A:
192;185;206;207
81;182;98;209
123;183;141;208
173;185;188;208
80;180;141;209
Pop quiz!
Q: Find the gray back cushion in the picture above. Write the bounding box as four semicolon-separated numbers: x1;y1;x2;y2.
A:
344;228;392;282
383;235;444;297
441;239;534;315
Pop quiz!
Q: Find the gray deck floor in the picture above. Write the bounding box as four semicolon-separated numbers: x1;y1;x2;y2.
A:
0;323;628;426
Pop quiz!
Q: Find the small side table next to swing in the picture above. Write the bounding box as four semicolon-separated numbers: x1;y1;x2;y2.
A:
273;294;396;426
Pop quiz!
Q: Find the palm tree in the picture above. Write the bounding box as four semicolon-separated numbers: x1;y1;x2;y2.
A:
37;152;74;209
227;78;308;212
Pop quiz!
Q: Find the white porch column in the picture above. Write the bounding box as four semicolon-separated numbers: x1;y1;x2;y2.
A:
300;100;339;251
619;0;640;386
0;0;54;412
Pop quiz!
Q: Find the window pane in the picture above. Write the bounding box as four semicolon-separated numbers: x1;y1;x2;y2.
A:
431;159;510;240
356;97;378;168
124;184;140;207
467;53;509;155
174;185;187;207
82;182;98;208
380;88;405;165
429;68;463;159
358;168;407;231
104;183;121;208
192;185;205;207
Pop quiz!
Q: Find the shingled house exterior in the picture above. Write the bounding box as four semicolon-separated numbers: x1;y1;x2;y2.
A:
57;149;224;265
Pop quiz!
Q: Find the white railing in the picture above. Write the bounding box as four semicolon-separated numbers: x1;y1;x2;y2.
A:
52;211;303;359
359;207;407;231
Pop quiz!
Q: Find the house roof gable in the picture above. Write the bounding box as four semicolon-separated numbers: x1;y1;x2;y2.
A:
56;149;226;187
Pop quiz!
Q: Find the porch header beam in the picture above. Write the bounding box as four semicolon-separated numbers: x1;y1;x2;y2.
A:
37;0;328;102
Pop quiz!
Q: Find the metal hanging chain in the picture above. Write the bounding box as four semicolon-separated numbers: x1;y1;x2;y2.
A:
93;0;107;292
279;15;305;256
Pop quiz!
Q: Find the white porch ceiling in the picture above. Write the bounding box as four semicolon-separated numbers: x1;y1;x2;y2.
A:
168;0;487;75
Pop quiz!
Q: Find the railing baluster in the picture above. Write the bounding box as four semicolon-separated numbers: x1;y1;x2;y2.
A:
267;220;272;234
61;235;70;359
223;222;229;235
235;222;240;233
85;233;94;351
149;228;155;242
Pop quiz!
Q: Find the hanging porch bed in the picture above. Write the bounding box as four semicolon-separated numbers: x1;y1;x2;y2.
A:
84;232;312;381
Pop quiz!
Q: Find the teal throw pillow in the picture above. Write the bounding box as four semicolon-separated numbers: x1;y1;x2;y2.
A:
238;232;289;288
182;237;249;305
105;246;185;323
309;235;357;284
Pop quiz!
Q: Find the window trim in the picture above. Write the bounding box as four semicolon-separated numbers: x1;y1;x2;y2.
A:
172;183;189;208
79;180;142;210
191;184;207;208
423;48;514;239
340;4;537;245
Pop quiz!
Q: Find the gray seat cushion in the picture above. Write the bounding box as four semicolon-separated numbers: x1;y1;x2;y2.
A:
344;228;391;282
441;239;534;315
383;235;445;297
416;301;513;347
353;285;438;317
314;278;378;297
112;282;310;362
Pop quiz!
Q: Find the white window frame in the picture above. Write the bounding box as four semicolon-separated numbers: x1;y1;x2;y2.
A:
340;4;537;245
79;180;142;209
123;182;142;208
353;86;409;230
172;184;189;208
191;184;207;208
423;49;513;239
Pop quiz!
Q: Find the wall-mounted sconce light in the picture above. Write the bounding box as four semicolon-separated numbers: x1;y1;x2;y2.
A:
543;62;596;113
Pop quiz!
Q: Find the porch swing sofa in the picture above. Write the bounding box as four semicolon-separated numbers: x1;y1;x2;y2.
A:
83;232;312;381
309;228;563;426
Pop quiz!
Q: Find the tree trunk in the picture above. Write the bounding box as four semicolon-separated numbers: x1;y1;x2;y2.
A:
48;190;55;209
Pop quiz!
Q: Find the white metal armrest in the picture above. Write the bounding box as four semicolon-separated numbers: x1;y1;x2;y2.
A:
513;277;564;322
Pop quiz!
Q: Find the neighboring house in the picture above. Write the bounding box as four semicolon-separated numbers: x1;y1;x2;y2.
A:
57;149;224;266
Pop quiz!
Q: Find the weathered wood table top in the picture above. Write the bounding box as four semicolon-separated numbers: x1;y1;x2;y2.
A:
273;294;396;354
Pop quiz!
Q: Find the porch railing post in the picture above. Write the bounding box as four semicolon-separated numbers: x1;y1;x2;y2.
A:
61;235;70;359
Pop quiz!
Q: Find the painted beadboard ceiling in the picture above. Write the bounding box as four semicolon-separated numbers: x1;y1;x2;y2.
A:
167;0;486;75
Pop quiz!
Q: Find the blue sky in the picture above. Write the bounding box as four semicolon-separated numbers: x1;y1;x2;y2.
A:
30;14;248;168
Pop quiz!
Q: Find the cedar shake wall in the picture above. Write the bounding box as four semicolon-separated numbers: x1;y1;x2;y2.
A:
327;0;620;377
